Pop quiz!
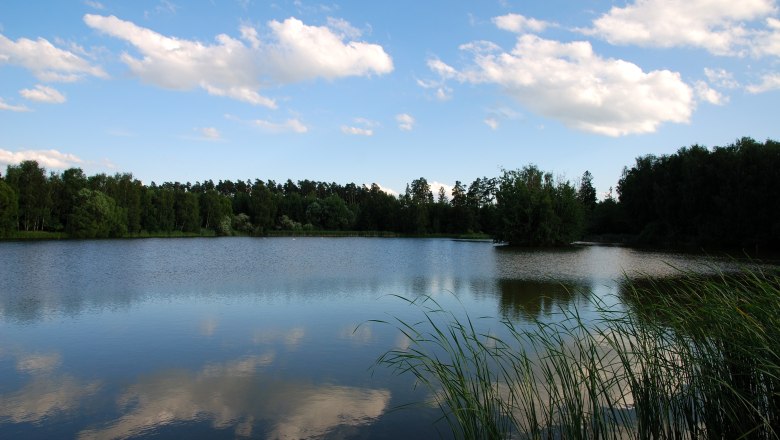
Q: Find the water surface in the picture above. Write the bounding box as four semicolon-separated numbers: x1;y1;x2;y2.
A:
0;238;737;439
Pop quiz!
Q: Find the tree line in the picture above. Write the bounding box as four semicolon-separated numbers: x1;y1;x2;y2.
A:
0;136;777;249
615;136;780;250
0;161;591;246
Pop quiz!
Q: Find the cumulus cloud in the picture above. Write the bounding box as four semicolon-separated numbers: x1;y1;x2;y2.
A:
430;181;454;200
493;13;551;33
83;14;393;106
0;149;84;169
395;113;415;130
0;98;31;112
694;81;728;105
746;73;780;93
584;0;777;56
19;85;66;103
363;183;398;196
752;17;780;57
433;34;693;136
0;33;107;82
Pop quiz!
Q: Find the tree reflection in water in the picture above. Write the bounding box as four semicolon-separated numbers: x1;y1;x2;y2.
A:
496;279;588;321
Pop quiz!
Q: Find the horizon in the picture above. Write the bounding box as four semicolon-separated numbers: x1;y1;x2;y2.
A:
1;0;778;198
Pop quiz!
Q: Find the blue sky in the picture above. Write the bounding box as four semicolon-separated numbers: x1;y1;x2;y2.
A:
1;0;778;198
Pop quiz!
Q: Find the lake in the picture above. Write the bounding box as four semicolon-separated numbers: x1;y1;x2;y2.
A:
0;237;739;439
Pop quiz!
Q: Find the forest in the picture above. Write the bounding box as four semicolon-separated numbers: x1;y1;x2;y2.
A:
0;136;778;250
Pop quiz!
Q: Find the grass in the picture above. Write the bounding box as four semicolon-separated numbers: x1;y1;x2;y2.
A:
375;267;780;439
3;230;68;240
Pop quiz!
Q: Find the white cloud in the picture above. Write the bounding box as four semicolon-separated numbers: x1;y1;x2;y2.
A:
746;73;780;93
83;0;105;10
341;125;373;136
326;17;362;39
704;68;740;89
371;183;398;196
341;118;377;136
430;181;454;200
584;0;777;56
144;0;178;18
485;106;522;129
252;118;309;133
493;13;550;33
0;33;107;82
199;127;221;140
19;85;66;103
427;58;459;79
694;81;728;105
395;113;415;131
83;14;392;106
434;34;693;136
752;17;780;57
0;98;31;112
416;78;452;101
0;149;84;169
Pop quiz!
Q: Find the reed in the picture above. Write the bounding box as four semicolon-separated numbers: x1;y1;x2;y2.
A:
376;267;780;439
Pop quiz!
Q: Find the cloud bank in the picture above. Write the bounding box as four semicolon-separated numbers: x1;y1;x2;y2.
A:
433;34;693;136
83;14;393;107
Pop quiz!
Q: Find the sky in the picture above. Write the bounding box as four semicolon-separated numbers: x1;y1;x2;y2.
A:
1;0;778;198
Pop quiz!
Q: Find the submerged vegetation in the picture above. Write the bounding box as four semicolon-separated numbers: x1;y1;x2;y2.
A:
376;267;780;439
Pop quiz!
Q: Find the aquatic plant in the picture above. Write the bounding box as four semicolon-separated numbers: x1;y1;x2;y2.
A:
376;267;780;439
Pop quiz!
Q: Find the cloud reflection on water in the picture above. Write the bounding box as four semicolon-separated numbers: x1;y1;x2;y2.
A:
0;350;101;425
76;353;390;439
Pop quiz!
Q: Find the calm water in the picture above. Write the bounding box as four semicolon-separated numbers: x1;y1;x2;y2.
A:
0;237;737;439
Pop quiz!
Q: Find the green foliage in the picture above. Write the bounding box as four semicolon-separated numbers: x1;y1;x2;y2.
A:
578;170;598;212
377;267;780;439
216;215;232;236
617;137;780;249
67;188;127;238
5;160;51;231
0;179;18;237
494;166;584;246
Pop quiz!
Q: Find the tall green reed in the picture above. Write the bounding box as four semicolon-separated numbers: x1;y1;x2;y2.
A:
375;267;780;439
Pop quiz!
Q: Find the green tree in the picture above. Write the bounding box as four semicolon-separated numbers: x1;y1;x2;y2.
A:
200;189;232;230
5;160;51;231
67;188;127;238
578;170;597;212
0;180;18;237
495;166;583;246
450;180;474;233
320;194;355;230
52;168;87;231
249;180;276;234
174;189;200;233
